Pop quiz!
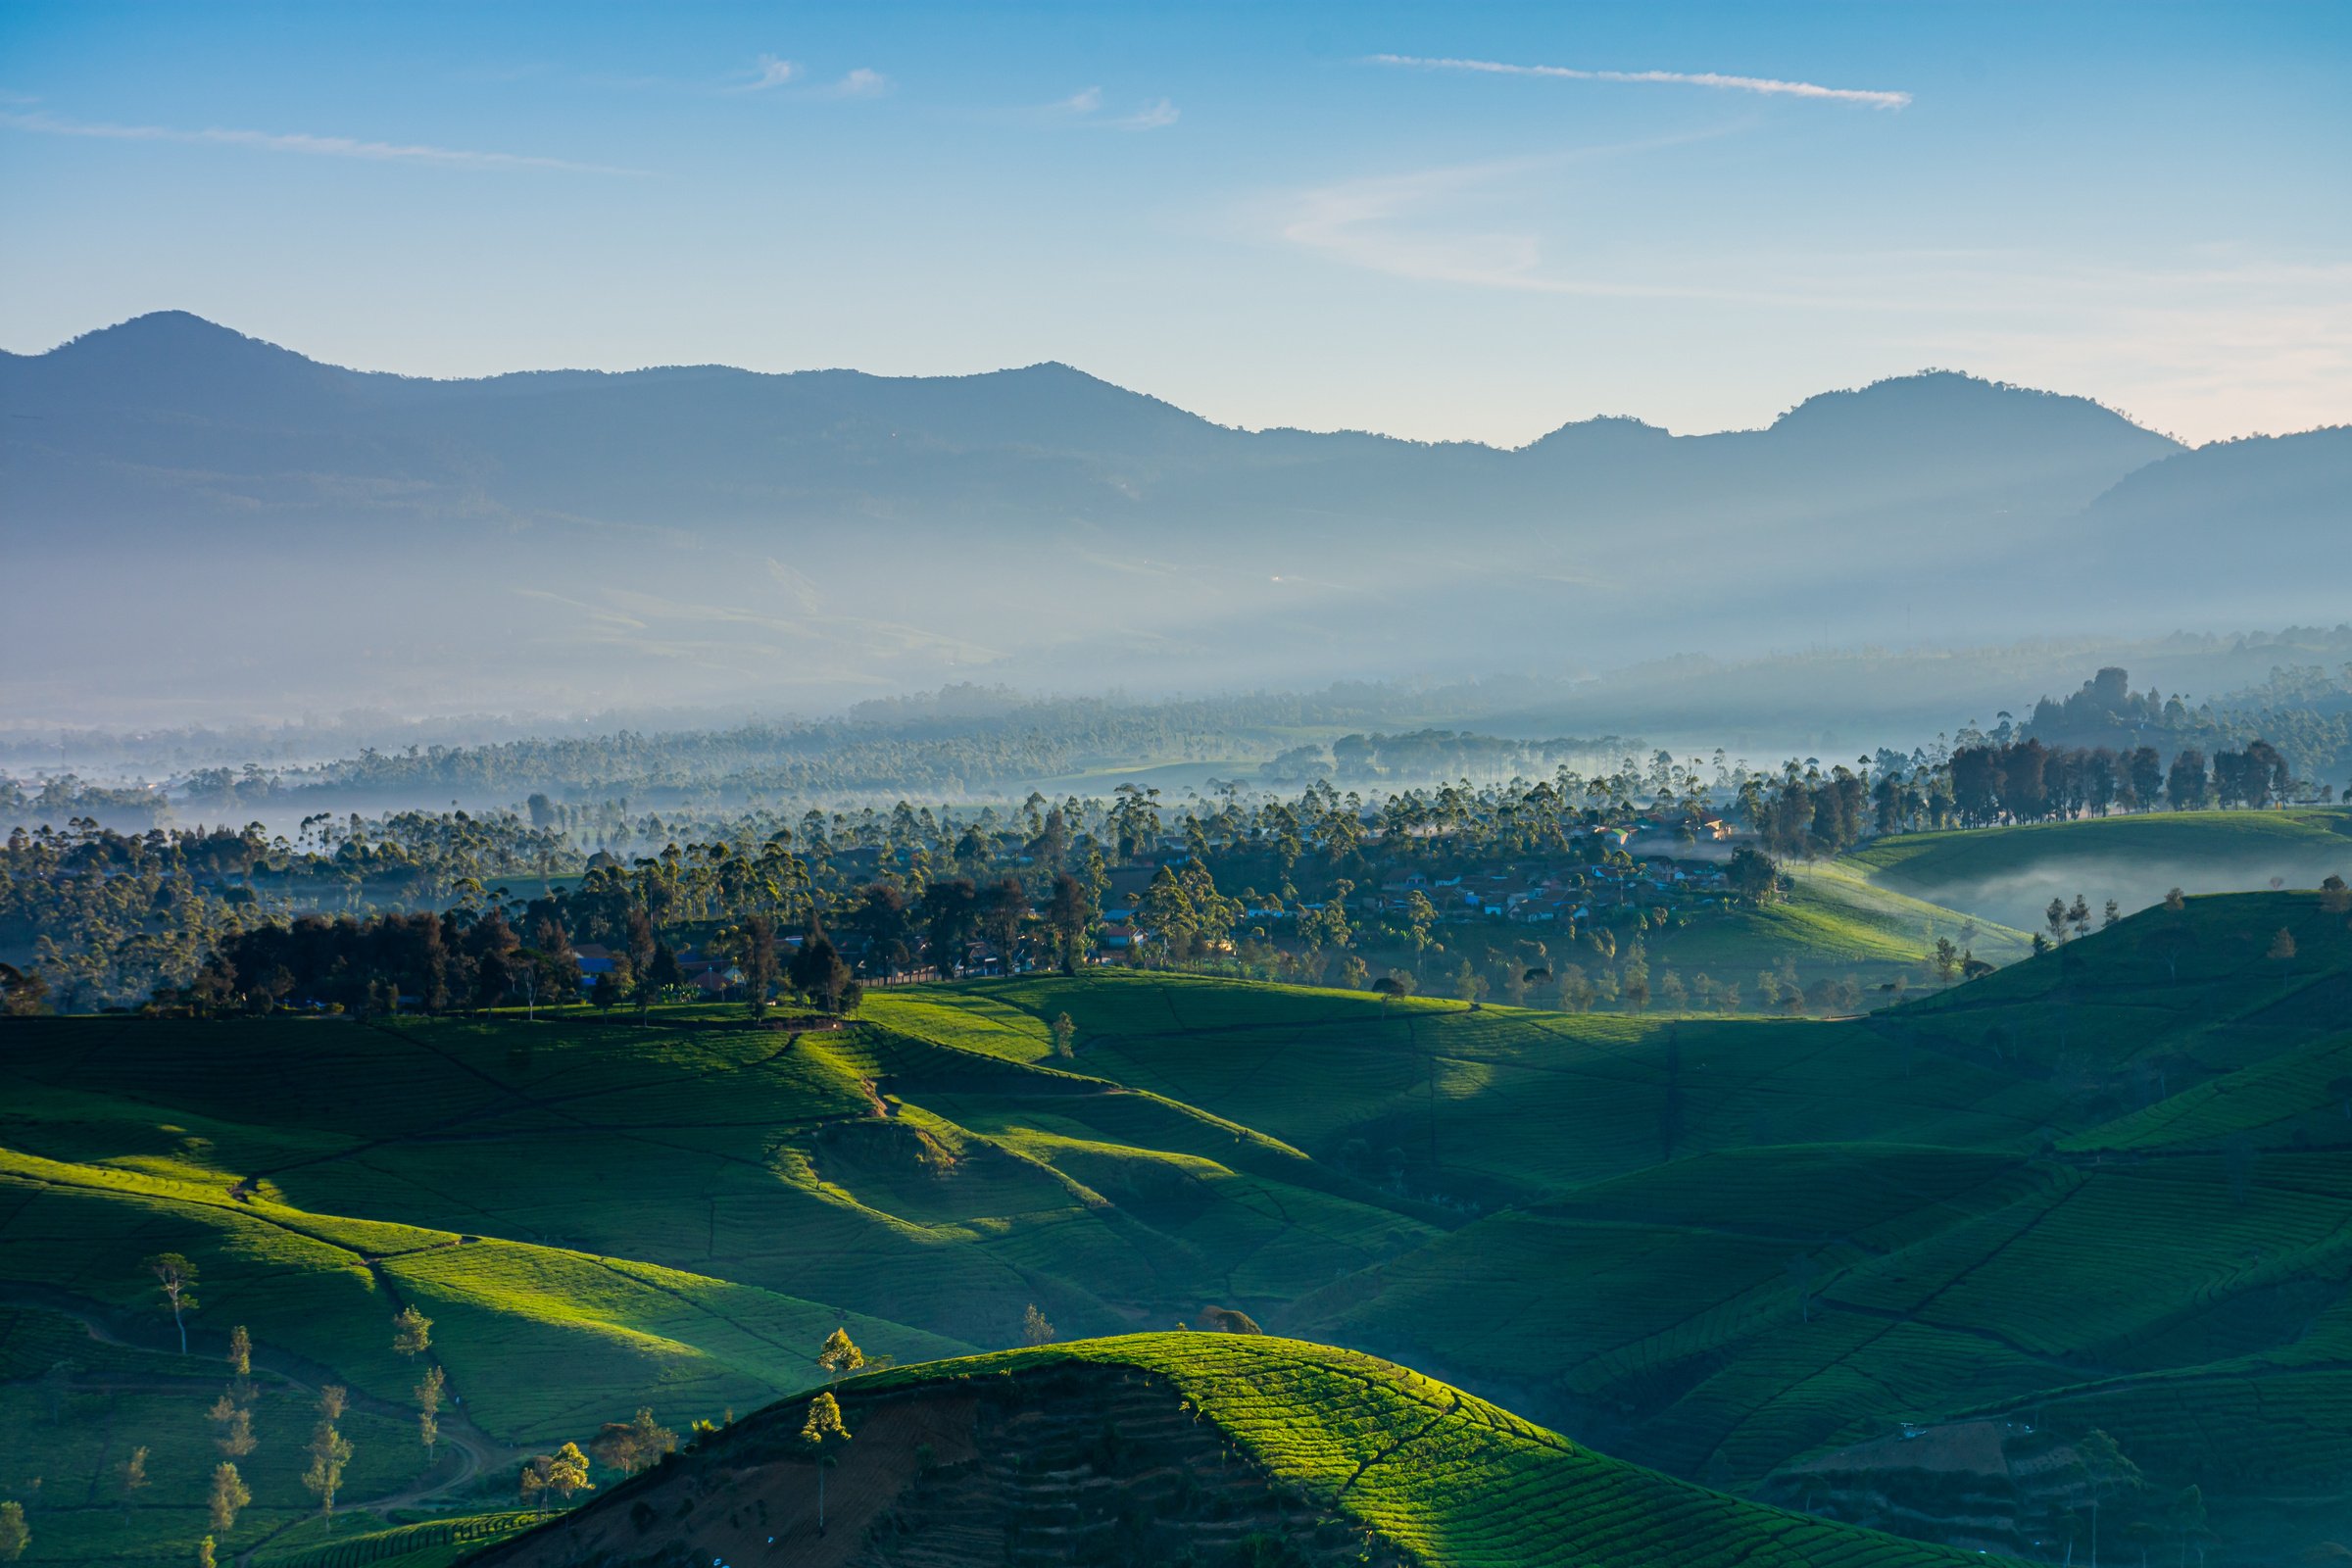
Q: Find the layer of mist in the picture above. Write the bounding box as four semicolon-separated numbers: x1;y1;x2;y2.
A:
7;313;2345;731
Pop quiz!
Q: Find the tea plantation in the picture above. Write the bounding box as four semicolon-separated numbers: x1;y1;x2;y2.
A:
2;884;2349;1562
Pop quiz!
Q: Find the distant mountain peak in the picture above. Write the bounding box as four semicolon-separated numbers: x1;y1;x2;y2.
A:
1770;369;2178;449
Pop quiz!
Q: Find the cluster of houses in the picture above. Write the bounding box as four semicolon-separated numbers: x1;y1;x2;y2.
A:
1362;855;1733;928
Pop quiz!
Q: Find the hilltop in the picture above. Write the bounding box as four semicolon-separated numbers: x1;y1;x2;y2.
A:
1847;808;2352;930
468;1334;2002;1568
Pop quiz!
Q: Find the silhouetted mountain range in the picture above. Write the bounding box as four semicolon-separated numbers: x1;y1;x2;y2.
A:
4;312;2345;724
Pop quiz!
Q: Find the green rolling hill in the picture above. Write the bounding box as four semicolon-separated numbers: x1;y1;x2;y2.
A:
1846;807;2352;932
1;889;2348;1562
468;1334;2008;1568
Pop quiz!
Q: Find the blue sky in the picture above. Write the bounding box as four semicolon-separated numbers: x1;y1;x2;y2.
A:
2;1;2346;444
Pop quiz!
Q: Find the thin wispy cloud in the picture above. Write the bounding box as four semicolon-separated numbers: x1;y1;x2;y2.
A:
0;109;637;172
819;67;890;100
729;54;802;92
1369;53;1911;110
1114;98;1179;130
1041;87;1177;130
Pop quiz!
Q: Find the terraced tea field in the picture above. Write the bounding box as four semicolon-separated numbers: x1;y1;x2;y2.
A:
3;888;2349;1562
480;1335;2003;1567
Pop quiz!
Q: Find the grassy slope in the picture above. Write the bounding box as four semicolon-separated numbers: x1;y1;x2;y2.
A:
1847;808;2352;930
542;1333;2005;1567
6;893;2351;1563
1645;860;2030;985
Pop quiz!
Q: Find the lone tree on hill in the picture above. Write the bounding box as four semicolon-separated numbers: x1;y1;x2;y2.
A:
590;1407;676;1477
1022;1303;1056;1347
800;1392;851;1535
303;1386;353;1517
207;1461;250;1533
1727;846;1780;906
0;1499;27;1562
2269;927;2297;976
518;1443;594;1514
119;1445;150;1513
1051;1010;1076;1058
392;1304;432;1358
226;1324;251;1378
2323;874;2352;914
817;1327;864;1384
416;1364;445;1455
142;1252;199;1352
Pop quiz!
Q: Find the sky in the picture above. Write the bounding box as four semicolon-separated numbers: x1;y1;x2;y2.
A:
2;0;2347;447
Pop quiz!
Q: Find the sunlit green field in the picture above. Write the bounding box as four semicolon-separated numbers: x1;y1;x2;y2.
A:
2;890;2349;1562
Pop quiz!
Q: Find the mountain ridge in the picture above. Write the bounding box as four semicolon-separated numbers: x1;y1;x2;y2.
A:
6;309;2197;451
3;311;2339;722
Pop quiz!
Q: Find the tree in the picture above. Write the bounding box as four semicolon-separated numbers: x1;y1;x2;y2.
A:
2167;749;2211;810
800;1391;852;1533
2323;874;2352;915
2269;926;2297;976
392;1304;432;1358
518;1443;594;1514
1932;936;1959;983
416;1364;445;1455
0;1500;25;1563
143;1252;199;1353
980;876;1028;973
643;940;684;1001
1727;846;1780;906
303;1387;353;1517
2170;1484;2211;1566
739;913;778;1020
1045;873;1095;973
817;1327;865;1384
1050;1010;1076;1058
1022;1303;1056;1346
208;1390;256;1457
2163;886;2186;911
790;919;857;1013
590;1407;676;1477
531;916;578;1015
120;1445;150;1508
0;961;49;1017
207;1462;250;1532
197;1536;217;1568
226;1324;251;1378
